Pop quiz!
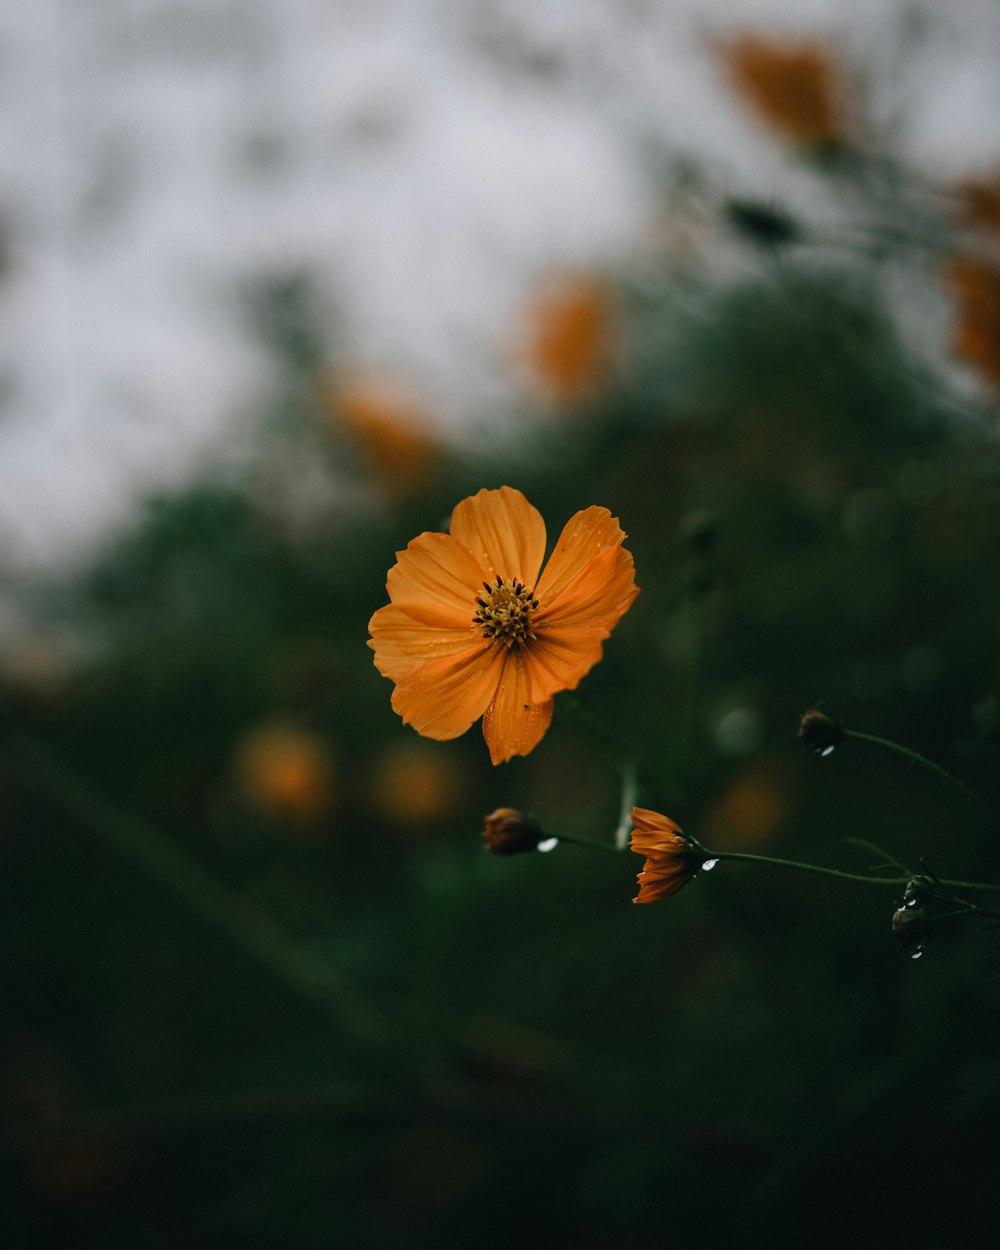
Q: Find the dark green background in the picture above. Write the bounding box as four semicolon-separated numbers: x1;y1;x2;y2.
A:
3;202;1000;1249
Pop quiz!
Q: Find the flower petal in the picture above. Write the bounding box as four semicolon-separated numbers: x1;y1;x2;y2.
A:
630;807;687;855
630;807;684;835
533;506;629;605
385;531;488;628
535;545;638;637
481;649;554;764
633;859;694;903
390;643;504;741
368;604;476;681
450;486;547;587
520;627;609;702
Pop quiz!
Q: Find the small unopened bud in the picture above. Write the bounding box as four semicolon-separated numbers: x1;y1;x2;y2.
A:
903;876;935;907
798;703;843;755
482;808;545;857
892;904;934;952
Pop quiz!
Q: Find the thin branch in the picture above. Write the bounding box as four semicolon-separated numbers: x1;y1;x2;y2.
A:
845;729;996;827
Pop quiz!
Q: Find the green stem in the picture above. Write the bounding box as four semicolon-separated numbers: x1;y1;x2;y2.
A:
841;836;911;875
711;850;909;886
552;831;622;854
708;849;1000;894
844;729;994;825
935;902;1000;923
613;760;637;852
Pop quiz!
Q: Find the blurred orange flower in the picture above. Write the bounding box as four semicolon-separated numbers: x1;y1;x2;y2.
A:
702;763;794;851
956;173;1000;235
368;486;638;765
372;743;463;826
721;34;848;147
324;374;437;494
945;258;1000;388
521;275;614;405
630;807;703;904
235;723;336;826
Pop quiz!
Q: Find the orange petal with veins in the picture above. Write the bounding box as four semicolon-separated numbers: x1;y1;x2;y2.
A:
385;531;489;628
534;506;629;605
481;649;555;764
390;643;504;741
536;545;638;632
520;627;609;703
450;486;548;586
367;603;476;681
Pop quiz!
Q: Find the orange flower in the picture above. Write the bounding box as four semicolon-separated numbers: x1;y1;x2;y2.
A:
368;486;638;765
955;173;1000;235
522;274;614;405
702;762;795;851
721;34;848;148
945;258;1000;388
372;742;463;826
324;374;438;494
630;807;703;904
235;723;337;826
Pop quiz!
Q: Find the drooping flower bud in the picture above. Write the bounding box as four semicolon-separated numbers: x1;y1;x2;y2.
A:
797;703;843;756
902;876;935;908
892;904;934;954
629;807;704;903
481;808;545;857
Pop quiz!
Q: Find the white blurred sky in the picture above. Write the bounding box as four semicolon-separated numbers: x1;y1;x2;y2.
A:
1;0;999;574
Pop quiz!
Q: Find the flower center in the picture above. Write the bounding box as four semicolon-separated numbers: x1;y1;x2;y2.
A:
473;576;538;648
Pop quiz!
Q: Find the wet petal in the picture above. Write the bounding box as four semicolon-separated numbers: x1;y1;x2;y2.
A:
534;506;628;605
630;807;684;836
630;808;687;855
535;545;638;632
385;531;487;628
633;859;693;903
450;486;547;586
391;642;504;741
481;649;554;764
520;627;609;702
368;604;476;681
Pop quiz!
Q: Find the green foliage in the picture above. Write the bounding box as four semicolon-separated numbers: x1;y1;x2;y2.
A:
3;183;1000;1250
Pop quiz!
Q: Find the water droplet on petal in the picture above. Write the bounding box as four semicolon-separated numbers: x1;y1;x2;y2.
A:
537;837;558;853
702;858;718;871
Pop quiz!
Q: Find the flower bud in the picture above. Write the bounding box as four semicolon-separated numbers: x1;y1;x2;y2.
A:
481;808;545;857
892;904;934;951
903;876;935;907
797;703;843;755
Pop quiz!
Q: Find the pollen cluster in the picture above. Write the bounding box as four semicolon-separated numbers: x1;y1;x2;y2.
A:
473;576;538;648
